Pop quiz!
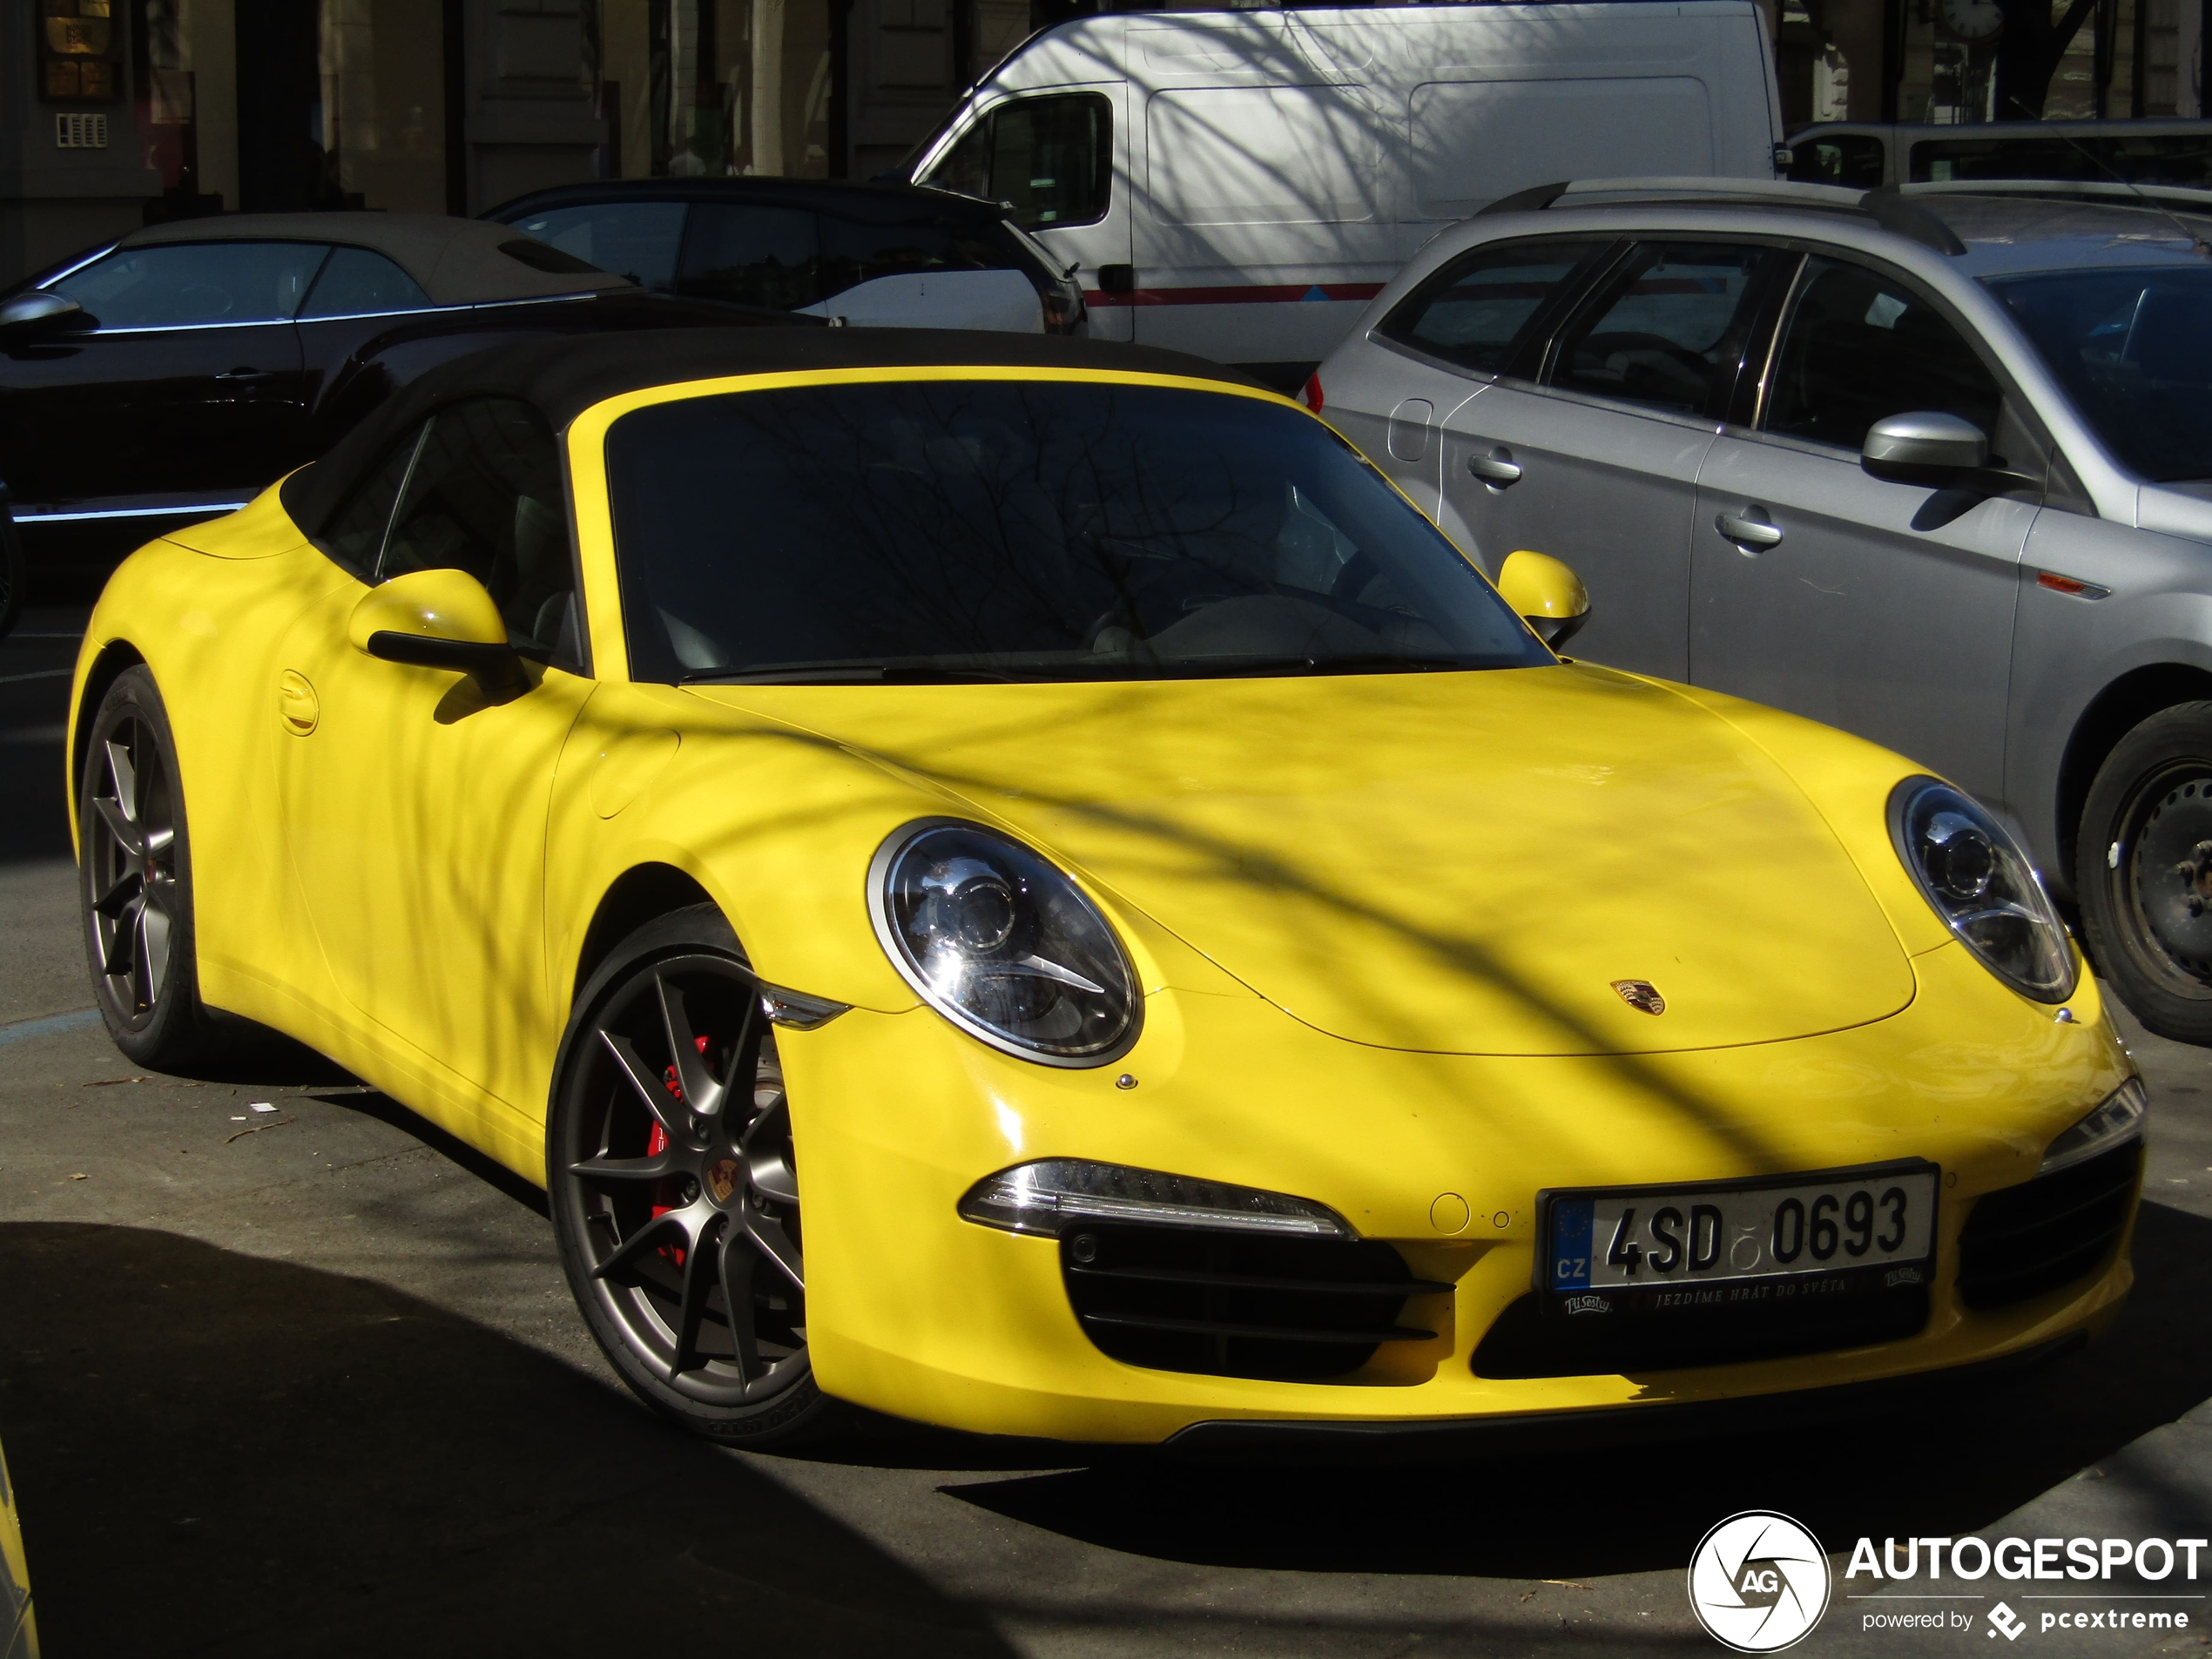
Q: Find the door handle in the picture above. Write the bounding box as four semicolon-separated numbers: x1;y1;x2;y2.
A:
1466;447;1522;487
214;367;277;381
1716;507;1784;550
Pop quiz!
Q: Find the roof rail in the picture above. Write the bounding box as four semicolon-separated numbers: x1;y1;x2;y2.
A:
1472;176;1967;257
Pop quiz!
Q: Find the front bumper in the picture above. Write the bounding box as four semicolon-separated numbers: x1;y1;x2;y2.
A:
782;939;2139;1444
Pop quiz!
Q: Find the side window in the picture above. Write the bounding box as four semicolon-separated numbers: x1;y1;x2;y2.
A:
1549;241;1773;418
50;241;327;328
677;205;819;310
299;246;432;317
380;398;579;662
511;202;685;290
1764;256;2002;450
816;215;1001;301
1787;134;1886;188
1375;239;1611;377
922;93;1111;231
318;426;424;577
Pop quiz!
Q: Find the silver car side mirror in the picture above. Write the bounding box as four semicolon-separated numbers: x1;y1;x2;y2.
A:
0;290;86;342
1861;411;1987;482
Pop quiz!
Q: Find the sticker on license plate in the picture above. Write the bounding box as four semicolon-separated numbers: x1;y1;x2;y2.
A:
1543;1164;1938;1308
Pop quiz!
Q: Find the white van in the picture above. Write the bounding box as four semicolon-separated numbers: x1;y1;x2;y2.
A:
899;3;1784;384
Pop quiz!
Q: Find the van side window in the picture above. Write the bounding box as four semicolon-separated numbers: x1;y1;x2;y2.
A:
1764;256;2001;451
1373;240;1610;378
380;397;581;664
1549;242;1775;420
926;93;1111;230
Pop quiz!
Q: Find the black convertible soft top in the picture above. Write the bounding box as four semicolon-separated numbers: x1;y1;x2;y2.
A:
280;327;1265;537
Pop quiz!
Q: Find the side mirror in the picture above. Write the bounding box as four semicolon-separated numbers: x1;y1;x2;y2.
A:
1861;411;1988;483
1496;549;1590;651
0;290;87;343
347;567;520;685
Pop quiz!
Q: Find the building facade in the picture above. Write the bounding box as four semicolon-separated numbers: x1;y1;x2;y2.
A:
4;0;2209;289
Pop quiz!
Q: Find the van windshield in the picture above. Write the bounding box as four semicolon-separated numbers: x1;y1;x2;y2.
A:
606;380;1551;684
1986;265;2212;482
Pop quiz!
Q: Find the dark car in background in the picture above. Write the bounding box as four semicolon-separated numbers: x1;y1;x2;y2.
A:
484;178;1085;335
0;212;799;579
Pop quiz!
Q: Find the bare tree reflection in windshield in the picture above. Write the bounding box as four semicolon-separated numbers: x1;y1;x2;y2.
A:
604;380;1550;684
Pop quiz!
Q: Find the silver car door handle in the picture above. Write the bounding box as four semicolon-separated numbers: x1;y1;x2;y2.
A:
214;367;278;381
1716;507;1784;550
1466;448;1522;486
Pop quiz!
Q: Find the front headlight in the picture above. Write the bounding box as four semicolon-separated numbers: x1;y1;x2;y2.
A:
869;819;1141;1065
2040;1077;2147;1176
1889;777;2075;1002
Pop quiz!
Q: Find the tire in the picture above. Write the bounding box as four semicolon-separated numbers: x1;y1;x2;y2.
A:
78;664;215;1066
548;905;837;1447
2079;699;2212;1043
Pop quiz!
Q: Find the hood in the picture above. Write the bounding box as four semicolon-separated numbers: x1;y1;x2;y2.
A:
698;665;1916;1056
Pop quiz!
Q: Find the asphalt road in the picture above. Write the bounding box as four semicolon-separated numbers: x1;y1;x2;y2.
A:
4;608;2212;1657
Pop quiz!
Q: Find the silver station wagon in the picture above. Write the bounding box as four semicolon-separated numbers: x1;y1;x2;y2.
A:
1314;179;2212;1044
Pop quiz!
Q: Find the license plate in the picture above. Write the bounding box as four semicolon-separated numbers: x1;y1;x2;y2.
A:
1540;1162;1938;1317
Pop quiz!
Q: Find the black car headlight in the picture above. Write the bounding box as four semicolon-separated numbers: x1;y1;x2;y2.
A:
869;819;1141;1065
1890;777;2076;1002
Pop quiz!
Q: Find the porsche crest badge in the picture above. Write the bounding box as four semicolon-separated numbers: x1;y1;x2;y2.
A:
706;1157;742;1204
1612;979;1666;1015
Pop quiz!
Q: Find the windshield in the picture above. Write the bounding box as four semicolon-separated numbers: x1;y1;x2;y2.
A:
1986;265;2212;482
606;380;1550;684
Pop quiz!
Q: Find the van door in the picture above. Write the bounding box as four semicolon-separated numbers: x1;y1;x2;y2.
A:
1132;78;1392;381
917;86;1133;341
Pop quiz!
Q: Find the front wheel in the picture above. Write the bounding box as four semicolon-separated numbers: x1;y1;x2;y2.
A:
547;906;835;1447
79;665;214;1065
2079;700;2212;1043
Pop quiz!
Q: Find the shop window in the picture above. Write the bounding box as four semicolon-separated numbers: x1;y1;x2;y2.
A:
43;1;123;103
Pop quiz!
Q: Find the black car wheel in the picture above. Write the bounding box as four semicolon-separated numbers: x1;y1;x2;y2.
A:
79;666;216;1065
2080;701;2212;1043
549;906;835;1446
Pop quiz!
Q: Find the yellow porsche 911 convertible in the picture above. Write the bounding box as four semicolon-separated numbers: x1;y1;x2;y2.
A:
69;330;2145;1449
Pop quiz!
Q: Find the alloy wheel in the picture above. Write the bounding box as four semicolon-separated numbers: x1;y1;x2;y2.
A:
85;714;181;1026
562;952;807;1405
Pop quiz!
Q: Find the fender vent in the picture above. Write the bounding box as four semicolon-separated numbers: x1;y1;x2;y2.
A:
1062;1225;1446;1382
1956;1141;2141;1312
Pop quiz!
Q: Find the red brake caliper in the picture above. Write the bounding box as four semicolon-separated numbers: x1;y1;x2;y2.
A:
647;1034;710;1266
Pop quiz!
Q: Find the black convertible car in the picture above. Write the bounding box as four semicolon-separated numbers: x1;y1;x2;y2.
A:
0;212;800;580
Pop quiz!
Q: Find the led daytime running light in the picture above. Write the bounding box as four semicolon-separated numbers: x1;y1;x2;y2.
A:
957;1158;1352;1238
2039;1077;2148;1177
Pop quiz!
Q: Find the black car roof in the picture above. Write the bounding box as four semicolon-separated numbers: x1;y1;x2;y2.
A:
281;327;1264;536
485;178;1009;227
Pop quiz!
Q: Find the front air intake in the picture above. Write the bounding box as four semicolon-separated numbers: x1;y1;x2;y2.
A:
1955;1140;2141;1312
1061;1224;1446;1382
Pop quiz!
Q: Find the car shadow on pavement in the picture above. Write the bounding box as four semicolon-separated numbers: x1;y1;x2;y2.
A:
937;1198;2212;1580
0;1222;1018;1659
